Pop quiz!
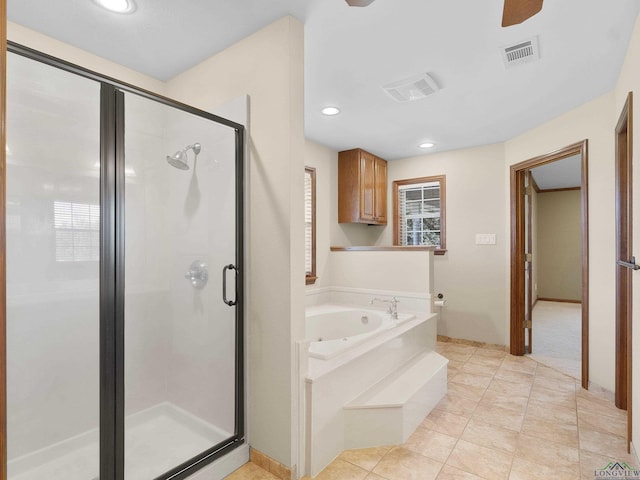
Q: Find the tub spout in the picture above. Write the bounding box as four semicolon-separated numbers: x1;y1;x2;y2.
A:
370;296;400;320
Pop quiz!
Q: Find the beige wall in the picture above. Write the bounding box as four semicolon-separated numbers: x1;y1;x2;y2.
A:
382;144;508;344
167;17;305;468
536;190;582;301
615;13;640;462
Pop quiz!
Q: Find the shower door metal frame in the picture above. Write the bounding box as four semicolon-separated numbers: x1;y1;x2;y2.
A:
0;3;6;480
4;42;246;480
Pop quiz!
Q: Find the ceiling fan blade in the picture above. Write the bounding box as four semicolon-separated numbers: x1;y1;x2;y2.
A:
502;0;543;27
345;0;376;6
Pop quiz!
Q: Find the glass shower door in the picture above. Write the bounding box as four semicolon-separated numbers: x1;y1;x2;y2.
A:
123;92;241;479
6;53;101;480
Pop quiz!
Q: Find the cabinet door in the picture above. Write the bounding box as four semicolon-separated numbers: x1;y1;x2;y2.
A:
374;157;387;223
359;151;376;222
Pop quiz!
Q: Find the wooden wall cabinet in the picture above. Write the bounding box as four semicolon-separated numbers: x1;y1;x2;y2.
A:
338;148;387;225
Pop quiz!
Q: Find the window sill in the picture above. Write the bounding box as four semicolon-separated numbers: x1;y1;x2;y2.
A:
330;246;447;255
306;275;318;285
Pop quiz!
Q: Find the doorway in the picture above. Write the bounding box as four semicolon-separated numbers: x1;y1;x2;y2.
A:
509;141;589;389
528;161;583;380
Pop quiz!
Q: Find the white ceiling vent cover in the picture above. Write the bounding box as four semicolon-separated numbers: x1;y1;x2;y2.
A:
501;36;540;68
382;73;440;102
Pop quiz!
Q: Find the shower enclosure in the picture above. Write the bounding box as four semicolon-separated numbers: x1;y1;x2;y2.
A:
5;44;245;480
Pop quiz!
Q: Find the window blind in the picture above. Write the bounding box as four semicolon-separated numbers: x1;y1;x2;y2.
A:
398;181;441;247
54;201;100;262
304;172;313;274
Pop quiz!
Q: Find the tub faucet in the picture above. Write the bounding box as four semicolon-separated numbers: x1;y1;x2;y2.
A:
370;296;399;319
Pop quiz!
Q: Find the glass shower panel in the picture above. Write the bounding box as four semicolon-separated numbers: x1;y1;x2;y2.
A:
6;53;101;479
123;92;238;479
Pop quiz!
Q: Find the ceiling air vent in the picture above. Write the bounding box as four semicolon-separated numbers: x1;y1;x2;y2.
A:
382;73;440;102
501;36;540;68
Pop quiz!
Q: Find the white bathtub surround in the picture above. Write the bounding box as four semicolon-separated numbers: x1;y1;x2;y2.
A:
320;250;434;294
344;351;447;448
301;291;446;478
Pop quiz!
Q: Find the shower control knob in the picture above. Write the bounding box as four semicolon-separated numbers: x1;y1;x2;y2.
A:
184;260;208;289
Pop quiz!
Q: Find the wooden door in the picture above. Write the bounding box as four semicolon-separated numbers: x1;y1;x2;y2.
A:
359;151;376;222
374;157;387;223
615;92;633;451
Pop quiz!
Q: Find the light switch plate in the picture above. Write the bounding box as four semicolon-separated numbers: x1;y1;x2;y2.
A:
476;233;496;245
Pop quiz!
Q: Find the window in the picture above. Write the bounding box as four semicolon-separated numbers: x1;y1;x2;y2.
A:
393;175;446;252
54;201;100;262
305;167;317;285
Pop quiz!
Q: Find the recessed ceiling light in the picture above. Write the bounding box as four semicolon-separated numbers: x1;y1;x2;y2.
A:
321;106;341;116
419;142;435;149
93;0;136;13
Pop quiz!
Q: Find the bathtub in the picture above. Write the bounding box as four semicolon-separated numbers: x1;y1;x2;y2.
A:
306;304;415;360
302;299;441;477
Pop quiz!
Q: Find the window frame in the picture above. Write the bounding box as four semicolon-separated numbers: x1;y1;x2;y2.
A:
393;175;446;254
305;167;317;285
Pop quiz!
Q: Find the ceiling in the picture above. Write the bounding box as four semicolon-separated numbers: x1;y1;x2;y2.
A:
7;0;640;160
530;154;582;190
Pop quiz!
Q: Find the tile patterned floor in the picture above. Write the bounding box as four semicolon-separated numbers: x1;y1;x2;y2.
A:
226;342;637;480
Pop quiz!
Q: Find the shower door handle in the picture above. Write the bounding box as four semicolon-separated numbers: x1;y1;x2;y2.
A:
223;264;238;306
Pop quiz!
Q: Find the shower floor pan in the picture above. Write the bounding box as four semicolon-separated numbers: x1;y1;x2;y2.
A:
8;402;231;480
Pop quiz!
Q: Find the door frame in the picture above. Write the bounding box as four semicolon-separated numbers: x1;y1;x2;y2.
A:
615;91;633;449
526;171;534;353
509;140;589;388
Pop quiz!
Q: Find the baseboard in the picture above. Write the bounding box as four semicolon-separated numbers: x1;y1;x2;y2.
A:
250;448;292;480
537;297;582;304
437;335;507;352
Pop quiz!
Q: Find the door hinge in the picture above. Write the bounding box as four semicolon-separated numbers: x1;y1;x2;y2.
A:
523;320;532;329
524;185;532;196
525;253;532;262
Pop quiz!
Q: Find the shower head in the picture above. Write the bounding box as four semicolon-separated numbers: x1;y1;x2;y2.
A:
166;150;189;170
166;143;201;170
